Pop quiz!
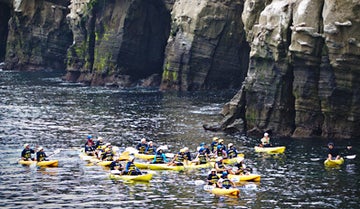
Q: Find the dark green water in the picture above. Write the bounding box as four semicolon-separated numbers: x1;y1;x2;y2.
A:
0;71;359;208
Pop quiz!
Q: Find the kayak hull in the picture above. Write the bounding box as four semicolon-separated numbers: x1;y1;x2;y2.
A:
148;163;185;171
184;162;212;169
254;146;286;154
204;185;240;197
228;174;261;182
18;160;59;167
324;158;344;167
109;173;153;182
135;153;155;160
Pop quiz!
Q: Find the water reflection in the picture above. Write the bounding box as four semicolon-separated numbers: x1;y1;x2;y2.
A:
0;71;359;208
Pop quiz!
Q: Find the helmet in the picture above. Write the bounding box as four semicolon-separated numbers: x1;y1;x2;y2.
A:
200;142;205;146
211;168;216;172
212;137;219;141
264;133;269;137
183;147;189;152
328;142;334;146
37;147;43;152
219;139;224;143
222;171;228;175
105;143;111;147
156;148;162;152
228;143;233;148
87;135;92;139
199;148;205;153
98;137;103;141
141;138;146;143
148;141;153;145
216;157;223;162
180;148;185;153
24;144;29;148
217;145;222;150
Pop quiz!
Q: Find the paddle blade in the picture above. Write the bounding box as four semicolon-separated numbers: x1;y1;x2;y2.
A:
345;155;356;159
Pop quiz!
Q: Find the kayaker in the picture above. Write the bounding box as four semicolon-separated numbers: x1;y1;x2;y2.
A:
168;148;187;166
85;135;95;147
94;137;105;158
110;157;124;174
343;144;355;156
136;138;148;154
215;145;228;159
227;143;238;159
21;144;35;161
85;140;96;156
36;147;48;162
183;147;192;161
218;139;227;151
125;156;142;175
214;157;230;174
211;137;219;152
260;132;271;147
101;147;115;161
207;168;220;186
217;171;236;189
327;142;340;160
151;148;168;164
193;148;210;165
230;158;250;175
145;141;156;155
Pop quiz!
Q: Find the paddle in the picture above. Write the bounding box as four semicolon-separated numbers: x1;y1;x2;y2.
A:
310;155;356;161
47;149;61;158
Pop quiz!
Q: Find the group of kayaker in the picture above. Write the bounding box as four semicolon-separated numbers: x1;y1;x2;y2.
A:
21;144;49;162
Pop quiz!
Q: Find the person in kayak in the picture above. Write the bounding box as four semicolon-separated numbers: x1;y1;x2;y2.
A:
151;148;168;164
217;171;236;189
230;158;251;175
85;135;95;147
36;147;48;162
101;146;115;161
211;137;219;152
193;148;210;165
168;148;187;166
227;143;238;159
21;144;35;161
110;157;124;174
85;139;96;156
207;168;220;186
214;157;230;174
215;145;228;159
125;156;142;175
136;138;148;154
145;141;156;155
183;147;192;161
218;139;227;152
260;132;271;147
327;142;340;160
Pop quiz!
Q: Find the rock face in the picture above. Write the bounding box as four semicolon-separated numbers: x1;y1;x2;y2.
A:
3;0;73;71
64;0;171;86
160;0;250;91
221;0;360;139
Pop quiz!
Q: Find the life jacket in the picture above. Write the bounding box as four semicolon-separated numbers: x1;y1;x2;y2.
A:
138;144;147;154
216;149;224;157
37;152;46;161
211;142;218;152
147;146;156;154
177;152;185;161
227;148;237;158
23;149;32;159
221;178;232;189
208;174;219;185
103;151;114;161
198;153;207;164
215;161;225;169
127;162;136;171
155;153;165;163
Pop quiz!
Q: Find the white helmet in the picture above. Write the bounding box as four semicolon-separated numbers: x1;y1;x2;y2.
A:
24;144;29;148
228;143;233;148
264;133;269;137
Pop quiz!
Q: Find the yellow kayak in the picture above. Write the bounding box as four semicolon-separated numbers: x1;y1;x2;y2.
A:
184;162;213;169
134;153;155;160
228;174;261;182
324;158;344;167
109;173;153;182
204;185;240;197
148;163;185;171
254;146;286;154
134;162;150;169
97;161;112;166
18;160;59;167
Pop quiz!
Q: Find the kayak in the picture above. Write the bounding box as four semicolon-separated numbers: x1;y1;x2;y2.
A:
228;174;261;182
203;185;240;197
97;161;112;166
184;162;213;169
324;158;344;167
254;146;286;154
109;173;153;182
134;162;150;169
18;160;59;167
148;163;185;171
135;153;155;160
